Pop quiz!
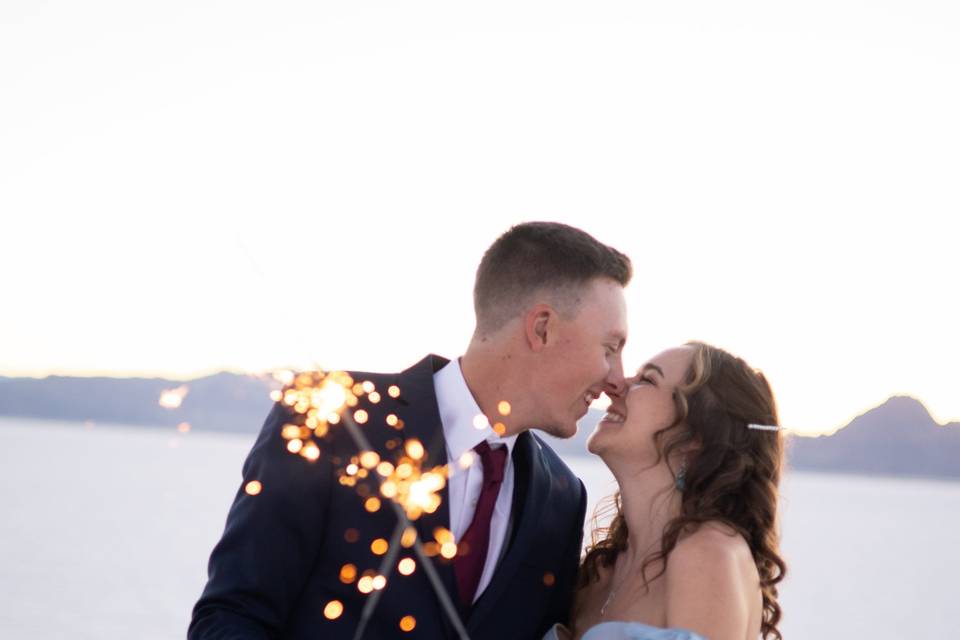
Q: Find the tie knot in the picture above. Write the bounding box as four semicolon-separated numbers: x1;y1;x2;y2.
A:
473;441;507;485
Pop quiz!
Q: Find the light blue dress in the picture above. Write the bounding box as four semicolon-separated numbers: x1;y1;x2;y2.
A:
542;621;707;640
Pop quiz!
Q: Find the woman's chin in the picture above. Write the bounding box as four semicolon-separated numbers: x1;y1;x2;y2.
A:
586;422;617;455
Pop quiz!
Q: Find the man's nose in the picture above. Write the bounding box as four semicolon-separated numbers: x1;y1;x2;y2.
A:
604;358;627;397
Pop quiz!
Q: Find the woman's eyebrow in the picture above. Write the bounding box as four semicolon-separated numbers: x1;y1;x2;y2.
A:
637;363;665;378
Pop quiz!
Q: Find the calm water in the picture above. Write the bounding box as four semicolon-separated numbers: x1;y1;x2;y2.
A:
1;418;958;639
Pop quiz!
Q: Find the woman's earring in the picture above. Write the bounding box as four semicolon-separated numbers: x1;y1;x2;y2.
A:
675;459;687;492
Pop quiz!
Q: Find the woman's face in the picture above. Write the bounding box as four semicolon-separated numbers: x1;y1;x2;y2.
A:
587;345;695;463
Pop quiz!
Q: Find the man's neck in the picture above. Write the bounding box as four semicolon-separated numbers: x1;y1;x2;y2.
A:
460;341;529;438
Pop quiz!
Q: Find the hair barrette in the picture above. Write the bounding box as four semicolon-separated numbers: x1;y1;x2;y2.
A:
747;423;787;432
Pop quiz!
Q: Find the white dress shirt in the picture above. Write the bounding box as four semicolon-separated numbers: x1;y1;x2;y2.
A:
433;358;518;604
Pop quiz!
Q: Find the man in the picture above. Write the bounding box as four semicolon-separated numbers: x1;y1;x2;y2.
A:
189;222;631;639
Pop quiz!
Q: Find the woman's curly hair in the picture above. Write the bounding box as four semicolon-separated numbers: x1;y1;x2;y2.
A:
577;341;787;640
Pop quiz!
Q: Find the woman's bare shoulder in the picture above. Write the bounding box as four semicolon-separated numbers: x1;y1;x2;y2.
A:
662;522;759;639
667;522;759;594
670;521;754;573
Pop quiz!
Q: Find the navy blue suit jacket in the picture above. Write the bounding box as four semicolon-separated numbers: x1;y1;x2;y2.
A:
189;355;587;639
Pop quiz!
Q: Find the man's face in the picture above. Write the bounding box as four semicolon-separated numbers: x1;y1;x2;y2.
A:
534;277;628;438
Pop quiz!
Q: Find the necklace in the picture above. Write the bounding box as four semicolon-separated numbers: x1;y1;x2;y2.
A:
600;562;631;617
600;588;617;617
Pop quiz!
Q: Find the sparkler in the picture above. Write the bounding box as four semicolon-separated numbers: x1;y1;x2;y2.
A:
273;370;470;640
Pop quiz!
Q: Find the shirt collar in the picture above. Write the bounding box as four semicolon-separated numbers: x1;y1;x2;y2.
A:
433;357;518;463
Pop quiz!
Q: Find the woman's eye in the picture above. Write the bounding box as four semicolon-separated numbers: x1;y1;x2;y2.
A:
639;376;655;386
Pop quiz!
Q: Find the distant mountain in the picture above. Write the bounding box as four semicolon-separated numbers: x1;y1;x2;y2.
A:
1;374;957;480
0;372;274;433
786;396;960;480
544;397;960;480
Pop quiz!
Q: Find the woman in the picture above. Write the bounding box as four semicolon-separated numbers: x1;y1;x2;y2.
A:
546;341;786;640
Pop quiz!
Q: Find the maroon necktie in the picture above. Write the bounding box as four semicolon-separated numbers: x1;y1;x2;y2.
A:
453;440;508;609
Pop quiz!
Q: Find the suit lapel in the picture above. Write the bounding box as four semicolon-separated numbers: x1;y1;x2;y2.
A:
392;355;460;619
467;430;549;628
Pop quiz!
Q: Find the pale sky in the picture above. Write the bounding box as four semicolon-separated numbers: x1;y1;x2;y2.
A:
1;1;958;435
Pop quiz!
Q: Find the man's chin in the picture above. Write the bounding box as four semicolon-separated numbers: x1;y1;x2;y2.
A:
540;421;578;440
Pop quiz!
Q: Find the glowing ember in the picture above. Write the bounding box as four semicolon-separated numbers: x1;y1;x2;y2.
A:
368;391;381;404
301;442;320;461
357;576;374;594
404;470;445;519
364;497;382;513
401;527;418;548
359;451;380;469
370;538;389;555
371;453;447;520
472;414;489;430
458;451;475;469
388;385;401;398
273;370;295;385
440;542;457;559
498;400;512;416
177;422;191;433
398;557;416;575
386;414;399;427
372;575;387;590
244;480;262;496
405;439;425;460
399;615;417;632
543;571;556;586
344;528;360;543
493;422;506;436
269;389;283;402
287;439;303;454
354;409;369;424
159;385;189;409
380;481;397;498
339;564;357;584
323;600;344;620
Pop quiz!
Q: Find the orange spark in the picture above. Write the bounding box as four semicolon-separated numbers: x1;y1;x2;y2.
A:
339;564;358;584
323;600;344;620
159;385;189;409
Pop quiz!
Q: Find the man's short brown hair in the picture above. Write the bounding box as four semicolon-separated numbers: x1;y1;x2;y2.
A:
473;222;632;334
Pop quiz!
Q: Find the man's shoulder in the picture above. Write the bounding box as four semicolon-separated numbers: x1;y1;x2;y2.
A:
296;354;446;397
530;432;572;468
352;354;448;385
528;432;585;495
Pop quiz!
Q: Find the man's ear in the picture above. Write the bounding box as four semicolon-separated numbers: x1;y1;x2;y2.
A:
523;304;555;352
